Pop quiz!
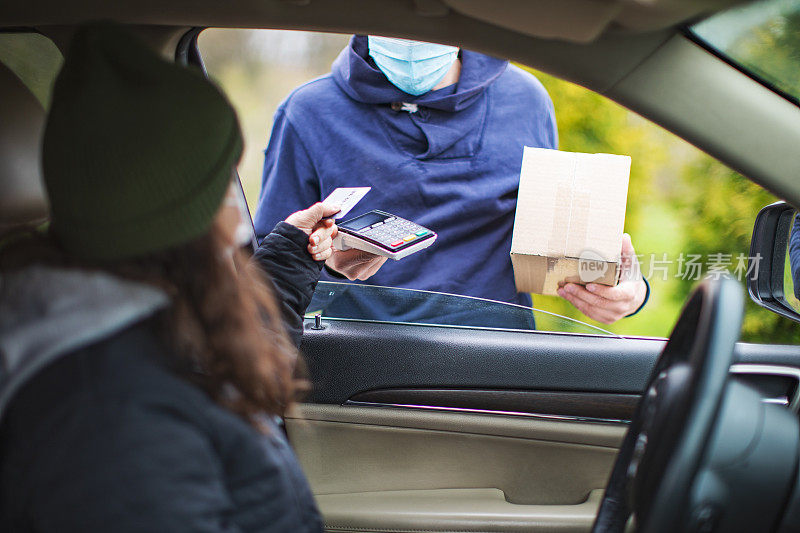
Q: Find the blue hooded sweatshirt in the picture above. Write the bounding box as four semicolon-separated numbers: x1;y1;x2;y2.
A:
790;216;800;300
255;35;558;311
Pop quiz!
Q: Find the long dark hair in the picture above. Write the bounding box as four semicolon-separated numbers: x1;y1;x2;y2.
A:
1;223;302;431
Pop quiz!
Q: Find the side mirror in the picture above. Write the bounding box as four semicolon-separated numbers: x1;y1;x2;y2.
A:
748;201;800;323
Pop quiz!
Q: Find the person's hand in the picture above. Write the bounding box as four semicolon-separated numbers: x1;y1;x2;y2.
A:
285;202;340;262
557;233;647;324
325;249;387;281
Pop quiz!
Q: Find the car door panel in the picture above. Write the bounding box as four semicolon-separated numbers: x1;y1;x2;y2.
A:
299;320;661;404
347;388;640;422
319;488;604;533
291;317;800;532
287;404;622;532
299;319;800;403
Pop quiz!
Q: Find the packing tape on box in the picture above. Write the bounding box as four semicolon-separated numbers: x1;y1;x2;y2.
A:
547;155;590;260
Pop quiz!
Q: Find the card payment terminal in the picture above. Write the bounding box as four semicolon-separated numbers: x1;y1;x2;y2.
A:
333;210;437;260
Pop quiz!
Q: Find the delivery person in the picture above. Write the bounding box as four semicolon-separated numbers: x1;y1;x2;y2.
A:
254;35;648;324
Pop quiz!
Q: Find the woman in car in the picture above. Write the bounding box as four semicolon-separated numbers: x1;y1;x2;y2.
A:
0;25;331;532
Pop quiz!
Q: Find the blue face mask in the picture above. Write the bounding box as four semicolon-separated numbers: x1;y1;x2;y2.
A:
367;36;459;96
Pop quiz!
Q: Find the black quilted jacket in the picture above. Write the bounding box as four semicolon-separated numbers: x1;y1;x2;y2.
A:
0;222;325;532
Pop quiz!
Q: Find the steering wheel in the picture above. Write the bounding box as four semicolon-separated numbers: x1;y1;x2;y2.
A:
592;278;743;533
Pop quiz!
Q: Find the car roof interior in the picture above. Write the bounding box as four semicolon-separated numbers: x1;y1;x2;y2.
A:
2;0;800;216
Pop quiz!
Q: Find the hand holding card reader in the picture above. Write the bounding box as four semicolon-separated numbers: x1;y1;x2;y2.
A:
333;210;437;260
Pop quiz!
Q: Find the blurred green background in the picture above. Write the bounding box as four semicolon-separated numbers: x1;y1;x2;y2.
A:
199;28;799;344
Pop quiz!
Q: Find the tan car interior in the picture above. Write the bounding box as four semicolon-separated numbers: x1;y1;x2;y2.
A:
288;404;625;531
2;0;799;531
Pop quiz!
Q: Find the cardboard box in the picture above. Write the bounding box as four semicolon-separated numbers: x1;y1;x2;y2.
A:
511;147;631;296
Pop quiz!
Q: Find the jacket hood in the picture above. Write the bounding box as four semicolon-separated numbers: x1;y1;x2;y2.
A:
331;35;508;112
0;265;168;421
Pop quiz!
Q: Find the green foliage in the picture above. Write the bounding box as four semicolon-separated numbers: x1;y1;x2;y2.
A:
524;67;800;342
727;11;800;102
671;155;799;342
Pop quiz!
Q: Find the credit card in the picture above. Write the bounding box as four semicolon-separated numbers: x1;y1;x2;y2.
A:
322;187;371;220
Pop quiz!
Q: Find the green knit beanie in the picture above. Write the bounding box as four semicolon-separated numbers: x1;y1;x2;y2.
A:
43;23;243;261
